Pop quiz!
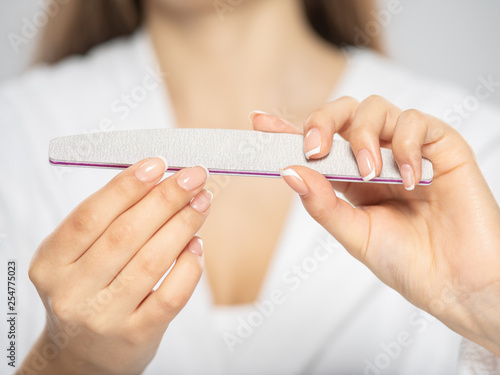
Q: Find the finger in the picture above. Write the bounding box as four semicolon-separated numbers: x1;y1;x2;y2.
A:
133;237;204;330
302;96;359;159
347;95;402;181
280;166;370;260
78;166;209;288
391;110;429;190
249;111;302;134
392;110;470;189
41;157;167;264
110;190;212;313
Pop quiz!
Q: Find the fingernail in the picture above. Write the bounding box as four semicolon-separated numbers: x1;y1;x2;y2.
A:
135;157;167;182
356;149;375;181
401;164;415;191
248;110;270;124
304;128;322;159
186;237;203;256
177;166;209;191
279;168;309;196
189;189;213;213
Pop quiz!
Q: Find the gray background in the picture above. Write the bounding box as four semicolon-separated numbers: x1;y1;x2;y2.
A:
1;0;500;106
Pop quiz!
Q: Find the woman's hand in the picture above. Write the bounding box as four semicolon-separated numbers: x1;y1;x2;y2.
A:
250;96;500;356
21;158;212;375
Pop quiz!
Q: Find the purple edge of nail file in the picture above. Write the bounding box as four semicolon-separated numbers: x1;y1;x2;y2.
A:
48;128;433;185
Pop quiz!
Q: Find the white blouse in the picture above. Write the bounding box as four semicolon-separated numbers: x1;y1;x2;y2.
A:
1;30;499;375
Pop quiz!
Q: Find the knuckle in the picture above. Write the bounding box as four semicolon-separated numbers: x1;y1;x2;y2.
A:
180;208;202;228
70;206;100;236
84;315;113;337
107;221;134;248
137;250;162;276
349;124;373;139
364;94;386;106
338;95;359;106
155;181;177;207
28;262;43;286
398;109;424;124
51;298;75;323
28;255;51;291
160;291;190;313
398;138;420;150
110;175;136;201
124;317;151;346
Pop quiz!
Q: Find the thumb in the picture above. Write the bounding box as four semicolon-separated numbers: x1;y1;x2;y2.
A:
280;165;371;261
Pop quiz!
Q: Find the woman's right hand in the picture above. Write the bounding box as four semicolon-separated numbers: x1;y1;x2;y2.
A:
21;158;212;375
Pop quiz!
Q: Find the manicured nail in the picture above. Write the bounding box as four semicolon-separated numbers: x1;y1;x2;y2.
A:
177;166;209;191
280;168;309;196
135;157;167;182
186;237;203;256
304;128;322;159
356;149;375;181
248;110;270;124
189;189;213;213
401;164;415;191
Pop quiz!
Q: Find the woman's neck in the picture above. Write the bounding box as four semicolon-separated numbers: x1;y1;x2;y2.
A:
145;0;346;128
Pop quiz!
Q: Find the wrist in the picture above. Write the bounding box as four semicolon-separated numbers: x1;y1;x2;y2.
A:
18;327;83;375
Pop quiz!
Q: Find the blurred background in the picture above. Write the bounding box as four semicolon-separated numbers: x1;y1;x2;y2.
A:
1;0;500;106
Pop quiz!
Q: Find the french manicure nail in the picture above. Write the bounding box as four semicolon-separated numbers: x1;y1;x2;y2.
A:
248;110;270;123
186;237;203;256
189;189;213;213
401;164;415;191
280;168;309;196
356;149;375;181
135;157;167;182
177;166;209;191
304;128;322;159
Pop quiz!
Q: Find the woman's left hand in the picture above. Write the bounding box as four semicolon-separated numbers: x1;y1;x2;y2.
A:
250;95;500;355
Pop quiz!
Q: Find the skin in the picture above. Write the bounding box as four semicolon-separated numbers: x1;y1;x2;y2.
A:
146;0;346;304
18;0;500;374
251;97;500;356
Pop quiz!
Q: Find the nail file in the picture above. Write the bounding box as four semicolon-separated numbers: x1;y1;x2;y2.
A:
48;128;433;185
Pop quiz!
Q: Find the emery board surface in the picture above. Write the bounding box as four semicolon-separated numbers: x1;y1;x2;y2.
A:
49;128;433;184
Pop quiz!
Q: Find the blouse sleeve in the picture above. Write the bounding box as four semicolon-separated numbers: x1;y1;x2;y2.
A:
458;338;500;375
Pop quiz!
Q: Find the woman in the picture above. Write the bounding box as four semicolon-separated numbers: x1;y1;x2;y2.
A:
1;0;499;374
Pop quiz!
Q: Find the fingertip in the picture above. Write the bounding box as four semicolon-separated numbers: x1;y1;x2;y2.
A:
304;128;322;159
249;110;271;125
400;163;416;191
355;149;377;182
280;167;309;196
184;236;204;257
157;156;169;171
134;157;168;183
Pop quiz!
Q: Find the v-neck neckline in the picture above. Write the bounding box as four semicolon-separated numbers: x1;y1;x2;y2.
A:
139;28;363;310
